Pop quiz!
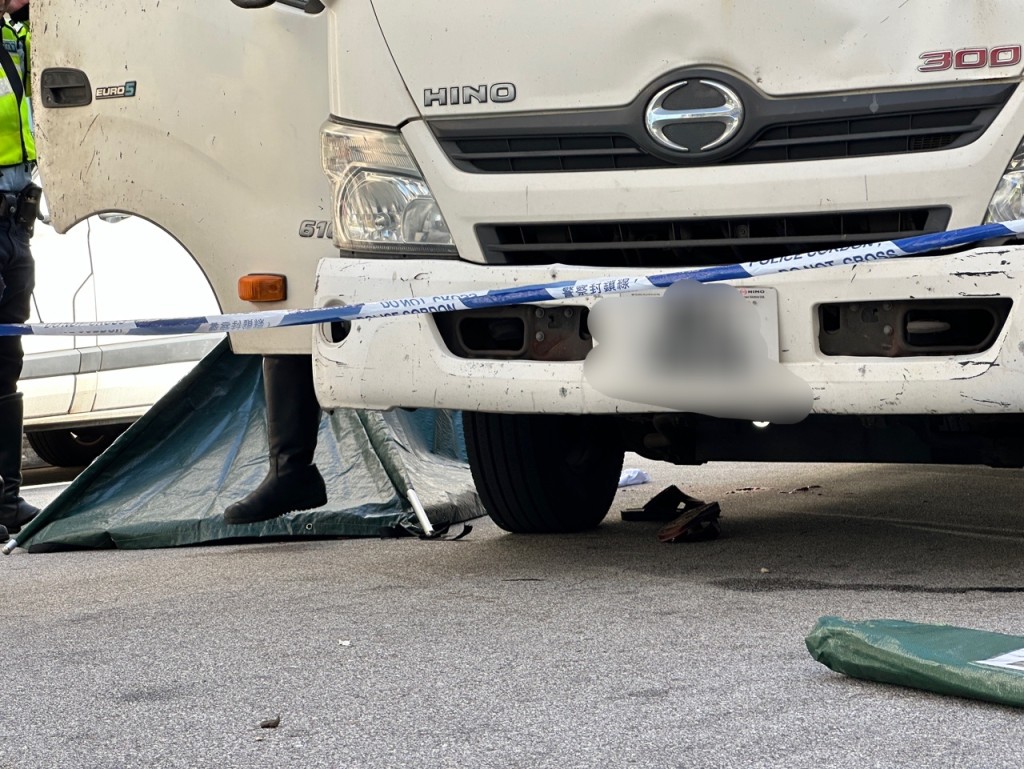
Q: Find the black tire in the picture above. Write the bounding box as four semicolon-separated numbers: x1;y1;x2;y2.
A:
464;412;625;533
27;424;128;467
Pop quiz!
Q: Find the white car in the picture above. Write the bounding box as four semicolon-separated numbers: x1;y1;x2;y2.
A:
21;207;221;466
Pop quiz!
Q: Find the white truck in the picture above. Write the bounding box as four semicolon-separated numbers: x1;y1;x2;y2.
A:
32;0;1024;532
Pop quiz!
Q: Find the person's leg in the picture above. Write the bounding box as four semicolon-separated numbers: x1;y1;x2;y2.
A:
0;392;37;533
0;219;39;534
224;354;326;524
0;258;5;543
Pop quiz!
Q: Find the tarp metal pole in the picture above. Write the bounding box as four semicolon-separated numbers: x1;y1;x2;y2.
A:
406;489;435;537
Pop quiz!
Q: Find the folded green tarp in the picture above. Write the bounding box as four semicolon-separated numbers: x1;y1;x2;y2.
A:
17;340;483;551
806;616;1024;708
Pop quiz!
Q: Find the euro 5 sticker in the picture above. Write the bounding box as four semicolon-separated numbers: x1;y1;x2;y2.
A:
96;81;137;100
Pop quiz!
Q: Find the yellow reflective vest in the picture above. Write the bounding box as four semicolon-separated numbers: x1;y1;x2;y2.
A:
0;20;34;167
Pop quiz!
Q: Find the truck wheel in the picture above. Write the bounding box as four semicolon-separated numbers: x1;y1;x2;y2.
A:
464;412;624;533
27;425;127;468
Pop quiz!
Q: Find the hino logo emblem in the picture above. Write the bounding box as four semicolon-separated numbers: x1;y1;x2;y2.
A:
645;79;743;153
423;82;517;108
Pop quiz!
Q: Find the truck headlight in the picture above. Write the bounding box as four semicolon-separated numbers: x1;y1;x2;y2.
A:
321;120;456;255
986;137;1024;223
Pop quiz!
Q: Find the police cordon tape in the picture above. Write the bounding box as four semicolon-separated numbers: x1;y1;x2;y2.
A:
3;218;1024;337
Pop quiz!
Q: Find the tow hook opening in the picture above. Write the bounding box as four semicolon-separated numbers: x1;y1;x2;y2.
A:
818;298;1012;357
319;300;352;344
328;320;352;343
435;305;592;361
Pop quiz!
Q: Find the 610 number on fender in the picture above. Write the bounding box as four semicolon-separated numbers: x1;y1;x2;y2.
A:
298;219;334;239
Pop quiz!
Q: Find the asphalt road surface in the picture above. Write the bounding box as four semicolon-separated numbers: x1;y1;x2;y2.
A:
4;456;1024;769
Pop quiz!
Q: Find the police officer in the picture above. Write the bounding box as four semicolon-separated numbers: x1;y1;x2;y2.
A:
0;0;40;541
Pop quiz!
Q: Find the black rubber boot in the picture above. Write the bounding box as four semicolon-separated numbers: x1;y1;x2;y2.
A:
0;393;40;535
224;355;326;525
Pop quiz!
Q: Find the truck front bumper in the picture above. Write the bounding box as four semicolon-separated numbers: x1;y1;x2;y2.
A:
313;247;1024;416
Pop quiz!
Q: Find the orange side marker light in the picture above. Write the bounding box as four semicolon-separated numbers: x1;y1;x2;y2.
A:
238;274;287;303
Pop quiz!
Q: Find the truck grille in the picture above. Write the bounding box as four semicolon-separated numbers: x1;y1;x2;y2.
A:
431;82;1013;173
476;208;951;268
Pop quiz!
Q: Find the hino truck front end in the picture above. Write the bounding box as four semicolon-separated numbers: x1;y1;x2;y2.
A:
312;0;1024;532
31;0;1024;535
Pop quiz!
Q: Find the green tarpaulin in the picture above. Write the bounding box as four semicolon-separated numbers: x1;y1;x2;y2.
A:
806;616;1024;708
16;340;483;551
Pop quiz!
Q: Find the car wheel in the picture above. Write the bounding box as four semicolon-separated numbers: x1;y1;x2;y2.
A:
464;412;624;533
27;425;128;468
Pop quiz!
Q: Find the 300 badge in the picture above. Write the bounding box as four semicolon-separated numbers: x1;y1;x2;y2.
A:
918;44;1021;72
298;220;333;239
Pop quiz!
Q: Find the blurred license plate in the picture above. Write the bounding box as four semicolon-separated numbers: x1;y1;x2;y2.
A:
584;283;807;421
